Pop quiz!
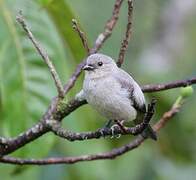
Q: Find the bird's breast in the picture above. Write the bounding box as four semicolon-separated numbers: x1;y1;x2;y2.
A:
83;77;136;121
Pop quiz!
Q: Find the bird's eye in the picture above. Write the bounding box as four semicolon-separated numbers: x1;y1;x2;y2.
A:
97;62;103;66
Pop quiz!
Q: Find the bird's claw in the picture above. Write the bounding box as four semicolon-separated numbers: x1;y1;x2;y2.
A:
98;120;113;138
98;127;109;138
110;124;121;139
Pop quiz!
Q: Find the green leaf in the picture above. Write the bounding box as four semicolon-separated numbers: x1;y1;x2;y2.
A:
0;0;69;160
42;0;88;62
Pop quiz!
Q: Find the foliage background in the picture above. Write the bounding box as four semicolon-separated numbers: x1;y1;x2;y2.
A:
0;0;196;179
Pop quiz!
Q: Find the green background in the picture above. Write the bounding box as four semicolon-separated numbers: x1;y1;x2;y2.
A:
0;0;196;179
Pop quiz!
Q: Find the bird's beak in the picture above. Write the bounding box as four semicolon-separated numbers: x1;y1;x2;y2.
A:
83;64;95;71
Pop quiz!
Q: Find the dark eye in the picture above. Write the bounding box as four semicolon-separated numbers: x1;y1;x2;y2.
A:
97;61;103;66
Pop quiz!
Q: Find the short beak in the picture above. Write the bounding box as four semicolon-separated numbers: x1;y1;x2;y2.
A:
83;64;95;71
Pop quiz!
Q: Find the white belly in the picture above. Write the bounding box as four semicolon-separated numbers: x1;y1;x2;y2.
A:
83;77;137;121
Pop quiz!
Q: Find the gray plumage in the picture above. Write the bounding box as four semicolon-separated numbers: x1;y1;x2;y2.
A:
76;53;156;139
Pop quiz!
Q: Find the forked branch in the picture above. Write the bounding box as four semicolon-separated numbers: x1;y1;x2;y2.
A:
16;11;64;98
0;0;195;166
117;0;133;67
63;0;124;95
72;19;90;54
0;98;182;165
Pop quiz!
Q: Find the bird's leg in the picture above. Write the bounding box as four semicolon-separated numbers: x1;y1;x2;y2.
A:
140;99;157;140
110;125;121;139
114;120;128;133
110;120;127;138
104;119;113;128
98;120;113;138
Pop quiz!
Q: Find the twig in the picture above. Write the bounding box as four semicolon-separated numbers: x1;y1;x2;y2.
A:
0;98;86;156
153;102;181;131
16;12;64;98
63;0;196;96
90;0;124;54
142;77;196;93
50;123;148;141
63;0;124;95
0;136;143;165
72;19;90;54
117;0;133;67
63;60;86;94
0;99;181;165
0;122;49;156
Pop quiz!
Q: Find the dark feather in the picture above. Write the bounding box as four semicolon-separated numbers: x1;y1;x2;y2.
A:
115;73;146;113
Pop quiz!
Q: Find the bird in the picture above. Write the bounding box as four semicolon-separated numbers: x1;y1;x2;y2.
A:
76;53;157;140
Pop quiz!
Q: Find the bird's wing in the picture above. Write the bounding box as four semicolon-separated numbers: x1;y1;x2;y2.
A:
114;68;146;113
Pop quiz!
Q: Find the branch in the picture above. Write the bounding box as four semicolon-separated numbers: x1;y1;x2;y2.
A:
0;99;182;165
0;98;86;156
153;101;182;131
142;77;196;93
63;60;85;94
16;12;64;98
50;124;146;141
0;0;123;155
2;107;148;160
49;78;196;126
63;0;124;95
0;78;195;156
49;99;156;141
117;0;133;67
0;122;49;156
72;19;90;54
0;0;194;166
90;0;124;54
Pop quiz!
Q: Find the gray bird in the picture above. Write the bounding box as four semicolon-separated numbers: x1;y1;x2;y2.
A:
76;53;156;140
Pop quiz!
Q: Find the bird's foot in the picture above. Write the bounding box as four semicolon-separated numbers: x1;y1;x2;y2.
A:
98;127;110;138
99;120;127;139
104;119;113;128
114;120;128;133
110;124;121;139
98;120;113;138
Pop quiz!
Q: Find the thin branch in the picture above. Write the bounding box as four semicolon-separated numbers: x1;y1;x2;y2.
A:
49;100;156;141
64;78;196;121
63;60;86;94
153;101;181;131
0;99;182;165
16;12;64;98
142;77;196;93
72;19;90;54
63;0;124;95
0;136;143;165
0;97;86;156
50;124;147;141
117;0;133;67
63;0;196;97
0;98;86;156
90;0;124;54
0;122;49;156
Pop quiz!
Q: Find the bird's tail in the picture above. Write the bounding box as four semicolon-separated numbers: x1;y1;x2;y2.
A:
141;124;157;141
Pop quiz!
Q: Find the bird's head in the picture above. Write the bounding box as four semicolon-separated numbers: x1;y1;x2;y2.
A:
83;53;118;78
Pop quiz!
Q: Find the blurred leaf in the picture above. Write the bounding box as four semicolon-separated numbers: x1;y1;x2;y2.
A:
0;0;68;174
43;0;87;62
0;0;196;179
